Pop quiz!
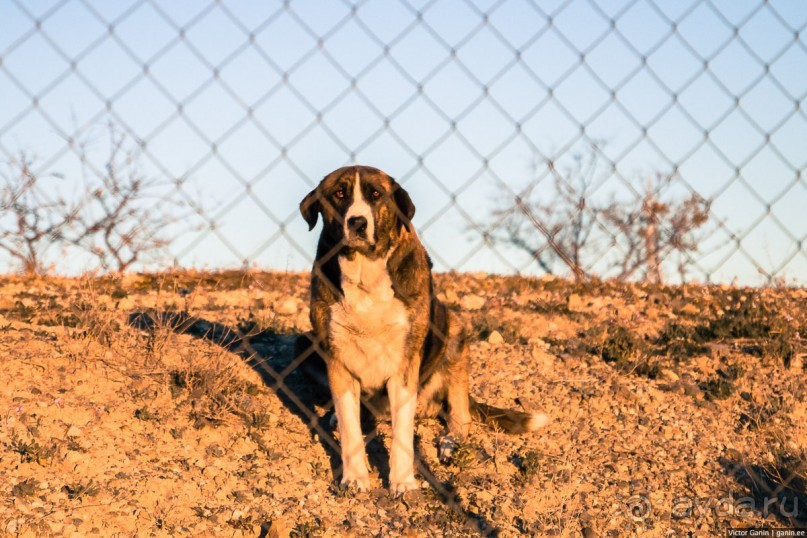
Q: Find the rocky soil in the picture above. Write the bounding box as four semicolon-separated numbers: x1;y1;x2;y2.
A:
0;270;805;537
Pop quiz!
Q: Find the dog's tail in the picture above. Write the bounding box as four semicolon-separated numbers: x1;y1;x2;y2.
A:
470;397;549;434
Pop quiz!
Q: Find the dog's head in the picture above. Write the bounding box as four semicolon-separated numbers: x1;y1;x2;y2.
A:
300;166;415;257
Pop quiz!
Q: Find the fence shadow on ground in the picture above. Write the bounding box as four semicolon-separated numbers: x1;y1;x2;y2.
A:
127;309;499;536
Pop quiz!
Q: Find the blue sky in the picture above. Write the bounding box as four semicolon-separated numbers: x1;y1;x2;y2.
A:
1;0;805;283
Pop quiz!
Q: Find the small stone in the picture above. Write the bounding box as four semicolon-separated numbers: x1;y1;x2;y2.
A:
790;353;804;372
568;293;584;311
266;517;289;538
276;298;299;315
4;519;20;535
460;294;486;310
660;369;680;382
63;451;83;465
205;444;226;458
66;425;82;438
487;330;504;345
476;489;494;503
680;303;700;315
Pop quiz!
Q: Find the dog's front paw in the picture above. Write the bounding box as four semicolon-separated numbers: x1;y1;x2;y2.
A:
390;476;421;497
438;435;458;463
340;473;370;492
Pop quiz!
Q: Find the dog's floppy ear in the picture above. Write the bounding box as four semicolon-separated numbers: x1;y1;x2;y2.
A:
392;181;415;231
300;187;322;231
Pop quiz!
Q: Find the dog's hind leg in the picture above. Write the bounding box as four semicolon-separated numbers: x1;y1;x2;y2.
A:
438;320;473;462
444;344;472;441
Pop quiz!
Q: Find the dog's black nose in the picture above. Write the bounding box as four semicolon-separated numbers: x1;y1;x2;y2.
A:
347;216;368;235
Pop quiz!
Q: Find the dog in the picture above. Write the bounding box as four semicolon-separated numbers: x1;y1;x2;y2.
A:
297;165;547;495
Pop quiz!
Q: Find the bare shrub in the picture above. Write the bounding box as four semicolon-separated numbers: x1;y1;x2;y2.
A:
488;145;710;282
170;347;261;429
490;147;602;279
600;173;710;283
70;124;187;272
0;154;79;274
0;124;195;274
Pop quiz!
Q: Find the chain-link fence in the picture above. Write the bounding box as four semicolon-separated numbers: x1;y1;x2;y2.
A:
1;2;806;535
0;0;805;283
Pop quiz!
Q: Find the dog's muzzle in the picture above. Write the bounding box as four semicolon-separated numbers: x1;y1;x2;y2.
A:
347;216;368;238
345;215;374;248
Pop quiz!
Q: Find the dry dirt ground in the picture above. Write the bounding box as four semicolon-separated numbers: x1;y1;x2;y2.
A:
0;270;805;537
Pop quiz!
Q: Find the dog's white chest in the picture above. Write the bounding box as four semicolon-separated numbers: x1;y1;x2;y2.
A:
329;255;410;391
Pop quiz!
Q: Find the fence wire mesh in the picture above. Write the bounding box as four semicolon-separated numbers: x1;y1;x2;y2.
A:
0;0;805;283
1;0;806;536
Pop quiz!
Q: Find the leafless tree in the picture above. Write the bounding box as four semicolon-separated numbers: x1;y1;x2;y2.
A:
601;174;710;282
488;146;710;283
70;125;180;272
0;155;79;274
489;144;607;279
0;125;192;274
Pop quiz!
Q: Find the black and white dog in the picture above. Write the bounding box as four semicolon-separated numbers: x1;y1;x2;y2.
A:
297;165;547;494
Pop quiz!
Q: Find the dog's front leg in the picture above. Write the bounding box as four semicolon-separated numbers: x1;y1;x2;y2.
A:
328;361;369;491
387;373;420;495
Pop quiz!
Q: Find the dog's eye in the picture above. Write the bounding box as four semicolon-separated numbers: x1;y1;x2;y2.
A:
334;188;345;199
371;190;381;200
